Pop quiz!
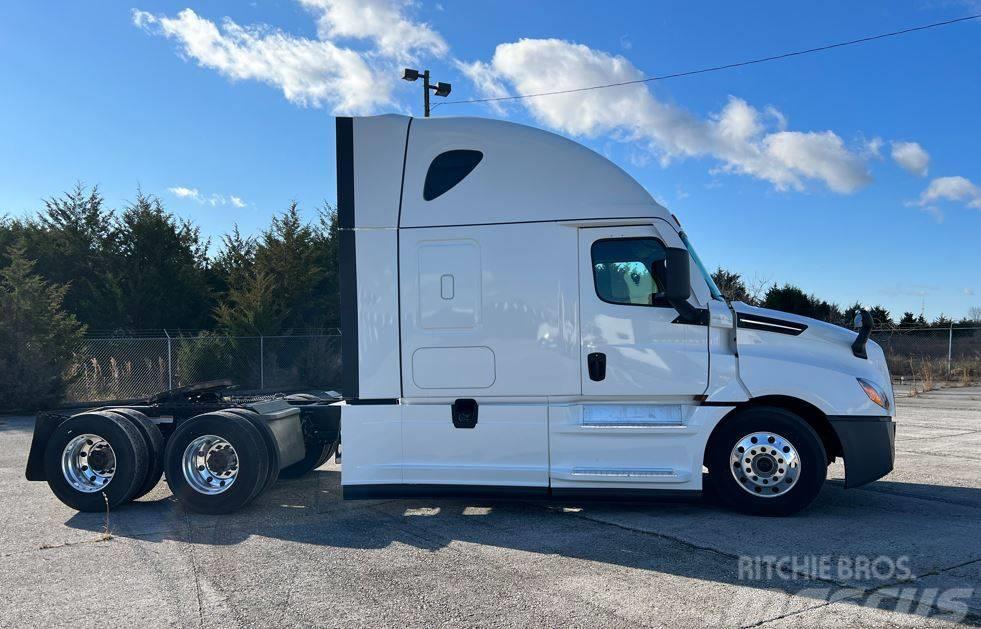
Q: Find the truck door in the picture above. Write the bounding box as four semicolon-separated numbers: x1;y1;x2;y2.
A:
548;224;709;489
579;225;709;397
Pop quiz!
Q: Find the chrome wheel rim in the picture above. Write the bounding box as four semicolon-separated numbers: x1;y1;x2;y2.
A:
183;435;239;495
62;434;115;493
730;432;801;498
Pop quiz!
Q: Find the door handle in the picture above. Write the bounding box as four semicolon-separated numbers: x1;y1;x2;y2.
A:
587;352;606;381
452;399;478;429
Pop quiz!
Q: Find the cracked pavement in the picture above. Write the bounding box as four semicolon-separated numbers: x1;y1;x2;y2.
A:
1;387;980;628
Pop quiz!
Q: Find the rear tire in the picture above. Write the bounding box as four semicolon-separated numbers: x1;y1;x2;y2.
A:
164;413;270;514
43;412;148;512
107;409;164;501
706;407;827;517
279;439;337;479
221;408;280;495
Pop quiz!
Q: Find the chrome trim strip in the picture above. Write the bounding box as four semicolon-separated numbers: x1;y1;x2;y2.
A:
581;420;685;427
571;467;676;477
739;318;801;331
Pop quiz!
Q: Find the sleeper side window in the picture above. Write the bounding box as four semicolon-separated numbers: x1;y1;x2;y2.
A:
591;238;668;307
424;150;484;201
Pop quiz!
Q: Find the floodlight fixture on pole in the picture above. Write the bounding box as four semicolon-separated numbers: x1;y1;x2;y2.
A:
402;68;452;118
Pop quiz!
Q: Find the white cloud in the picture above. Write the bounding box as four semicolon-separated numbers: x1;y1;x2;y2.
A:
911;175;981;221
455;59;510;114
918;176;981;209
891;141;930;177
863;137;884;159
133;1;447;113
297;0;447;61
168;186;246;208
966;288;976;296
168;186;201;200
462;39;871;193
132;7;395;113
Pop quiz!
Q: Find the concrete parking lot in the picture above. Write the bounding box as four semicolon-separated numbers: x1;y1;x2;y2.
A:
1;388;979;628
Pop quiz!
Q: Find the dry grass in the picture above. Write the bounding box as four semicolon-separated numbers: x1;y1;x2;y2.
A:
921;361;936;392
100;492;112;541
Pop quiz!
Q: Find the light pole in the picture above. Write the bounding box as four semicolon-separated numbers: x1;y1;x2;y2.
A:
402;68;451;117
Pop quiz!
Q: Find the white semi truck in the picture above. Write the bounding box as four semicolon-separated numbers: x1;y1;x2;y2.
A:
26;114;896;516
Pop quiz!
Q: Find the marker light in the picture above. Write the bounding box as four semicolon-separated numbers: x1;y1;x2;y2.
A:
857;378;890;411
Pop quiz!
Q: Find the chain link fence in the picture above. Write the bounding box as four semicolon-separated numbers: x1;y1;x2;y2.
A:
64;332;343;404
871;326;981;385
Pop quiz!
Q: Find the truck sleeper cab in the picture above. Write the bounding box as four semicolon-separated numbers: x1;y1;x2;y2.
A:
337;114;896;516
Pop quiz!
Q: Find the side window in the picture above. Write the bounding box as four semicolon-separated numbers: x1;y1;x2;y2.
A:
424;150;484;201
591;238;668;306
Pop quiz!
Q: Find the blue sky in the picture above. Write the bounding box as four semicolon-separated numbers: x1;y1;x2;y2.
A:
1;1;979;320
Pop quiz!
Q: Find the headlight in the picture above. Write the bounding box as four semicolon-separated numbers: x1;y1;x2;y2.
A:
857;378;890;411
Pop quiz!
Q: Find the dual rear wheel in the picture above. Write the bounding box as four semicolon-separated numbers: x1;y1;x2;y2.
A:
164;412;271;514
44;409;317;515
44;410;161;512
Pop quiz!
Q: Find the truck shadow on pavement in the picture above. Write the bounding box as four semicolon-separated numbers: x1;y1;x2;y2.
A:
64;468;981;625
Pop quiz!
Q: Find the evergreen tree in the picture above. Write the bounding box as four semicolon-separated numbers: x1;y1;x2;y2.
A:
0;243;85;409
762;284;842;323
899;312;918;328
3;184;122;329
843;303;893;328
711;267;753;304
214;271;284;336
252;202;338;331
211;225;257;297
115;191;212;330
868;306;894;328
311;203;341;327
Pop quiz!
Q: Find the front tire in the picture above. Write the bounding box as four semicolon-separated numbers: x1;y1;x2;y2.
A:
706;407;827;516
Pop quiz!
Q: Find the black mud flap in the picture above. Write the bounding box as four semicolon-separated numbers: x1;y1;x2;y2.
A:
24;412;70;481
828;416;896;488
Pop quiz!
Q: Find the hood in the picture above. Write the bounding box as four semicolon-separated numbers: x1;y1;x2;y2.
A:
732;302;858;346
731;301;893;414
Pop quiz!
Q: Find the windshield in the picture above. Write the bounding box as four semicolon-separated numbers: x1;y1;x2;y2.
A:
679;231;724;301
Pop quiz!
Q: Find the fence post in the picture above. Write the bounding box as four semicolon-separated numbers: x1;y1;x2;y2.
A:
948;322;953;381
260;335;265;390
164;329;173;390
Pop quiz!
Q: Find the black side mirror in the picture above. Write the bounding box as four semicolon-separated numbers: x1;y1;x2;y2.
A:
664;247;698;322
852;309;873;359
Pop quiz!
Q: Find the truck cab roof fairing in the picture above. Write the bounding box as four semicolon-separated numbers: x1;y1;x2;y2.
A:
401;116;668;228
341;114;670;229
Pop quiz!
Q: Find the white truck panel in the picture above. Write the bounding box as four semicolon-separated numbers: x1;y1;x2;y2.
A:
548;403;733;490
352;115;409;228
399;223;582;398
400;401;548;486
339;403;402;485
354;229;402;399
